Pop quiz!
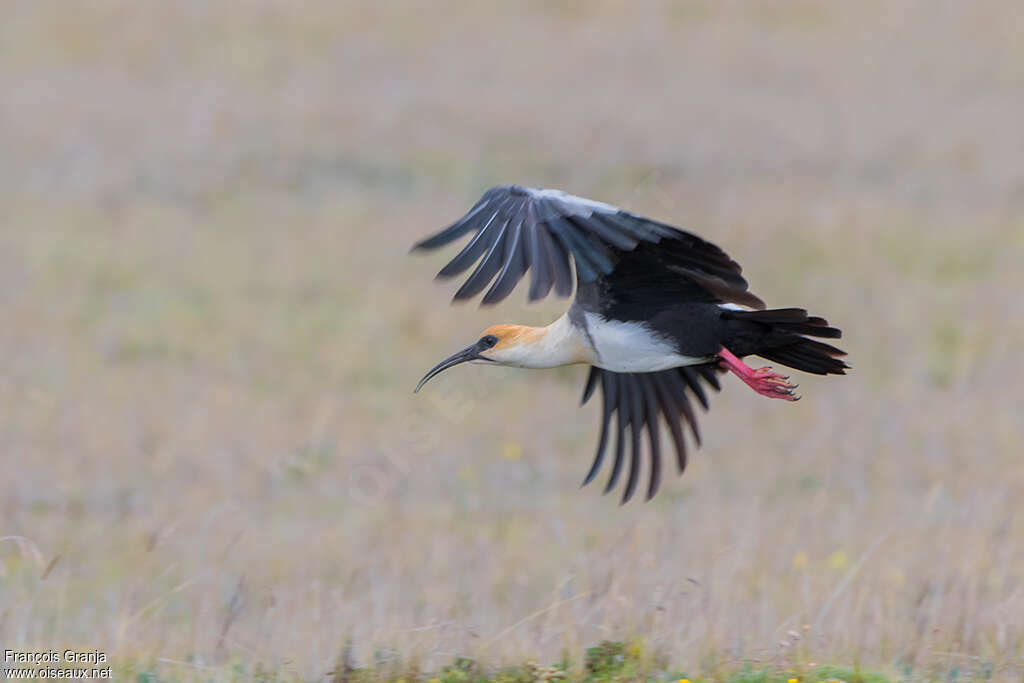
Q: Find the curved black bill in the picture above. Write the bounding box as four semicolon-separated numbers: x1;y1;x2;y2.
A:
414;343;489;393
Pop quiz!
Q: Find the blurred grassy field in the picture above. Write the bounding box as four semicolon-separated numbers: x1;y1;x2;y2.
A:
1;1;1023;680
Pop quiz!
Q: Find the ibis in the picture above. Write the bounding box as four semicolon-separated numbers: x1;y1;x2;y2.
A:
413;185;848;502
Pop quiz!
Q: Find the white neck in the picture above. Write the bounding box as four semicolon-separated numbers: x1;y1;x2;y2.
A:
489;314;595;369
530;313;593;368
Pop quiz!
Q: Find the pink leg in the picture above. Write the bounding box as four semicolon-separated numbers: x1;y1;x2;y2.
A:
718;347;799;401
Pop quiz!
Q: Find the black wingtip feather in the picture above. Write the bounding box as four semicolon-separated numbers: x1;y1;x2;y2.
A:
525;218;554;301
604;397;627;495
452;218;511;300
583;364;719;503
620;376;644;504
651;373;689;472
637;376;662;501
481;221;527;305
412;196;494;251
581;370;613;487
436;220;500;279
416;186;759;305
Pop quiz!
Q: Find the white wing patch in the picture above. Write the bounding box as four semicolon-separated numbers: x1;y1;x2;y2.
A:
526;187;619;215
718;303;755;312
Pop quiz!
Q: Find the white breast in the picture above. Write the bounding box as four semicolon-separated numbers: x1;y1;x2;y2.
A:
583;313;711;373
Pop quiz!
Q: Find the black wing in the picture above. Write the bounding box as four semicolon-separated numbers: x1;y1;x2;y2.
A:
580;363;723;504
413;185;762;307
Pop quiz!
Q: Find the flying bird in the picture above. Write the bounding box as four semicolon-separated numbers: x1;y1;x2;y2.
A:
412;185;848;502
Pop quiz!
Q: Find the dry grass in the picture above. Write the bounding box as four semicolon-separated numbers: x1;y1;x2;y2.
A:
1;1;1022;680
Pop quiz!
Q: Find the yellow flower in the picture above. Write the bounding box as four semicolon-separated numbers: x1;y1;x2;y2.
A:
827;550;849;570
501;441;522;461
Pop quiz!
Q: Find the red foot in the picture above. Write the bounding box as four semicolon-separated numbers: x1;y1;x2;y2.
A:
718;347;799;401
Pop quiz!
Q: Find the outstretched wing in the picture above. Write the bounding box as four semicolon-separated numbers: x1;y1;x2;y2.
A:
413;185;760;307
580;363;723;503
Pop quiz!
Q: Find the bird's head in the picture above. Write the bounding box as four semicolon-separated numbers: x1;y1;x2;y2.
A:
414;324;550;392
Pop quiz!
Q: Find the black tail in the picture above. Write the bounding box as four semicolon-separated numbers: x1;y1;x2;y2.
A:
726;307;849;376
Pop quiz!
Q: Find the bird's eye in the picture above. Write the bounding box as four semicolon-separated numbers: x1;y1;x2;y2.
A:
480;335;498;348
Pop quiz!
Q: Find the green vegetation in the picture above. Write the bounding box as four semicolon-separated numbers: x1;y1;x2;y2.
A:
107;641;952;682
70;639;1012;682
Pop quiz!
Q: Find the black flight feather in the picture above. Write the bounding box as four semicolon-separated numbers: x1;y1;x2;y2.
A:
604;374;628;495
638;375;662;501
582;364;721;503
453;217;511;300
482;220;527;304
414;185;763;308
622;375;644;504
651;372;689;472
525;218;553;301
